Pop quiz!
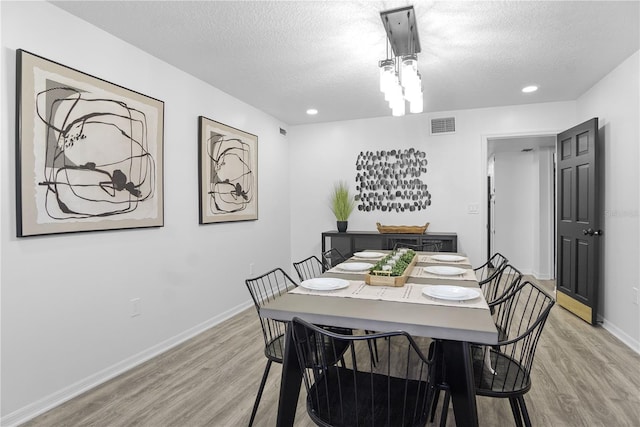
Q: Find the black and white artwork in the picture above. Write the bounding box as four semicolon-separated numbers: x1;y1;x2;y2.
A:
198;116;258;224
355;148;431;212
16;49;164;237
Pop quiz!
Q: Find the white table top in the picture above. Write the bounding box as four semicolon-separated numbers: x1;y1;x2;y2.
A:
260;293;497;343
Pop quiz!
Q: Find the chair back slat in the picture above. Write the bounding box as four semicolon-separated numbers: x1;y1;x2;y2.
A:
474;252;509;282
322;248;347;269
293;255;325;281
482;263;523;304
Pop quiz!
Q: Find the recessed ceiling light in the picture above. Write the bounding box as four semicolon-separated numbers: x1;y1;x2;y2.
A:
306;108;318;115
522;85;538;93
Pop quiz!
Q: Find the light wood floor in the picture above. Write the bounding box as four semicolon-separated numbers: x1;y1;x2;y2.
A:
23;278;640;427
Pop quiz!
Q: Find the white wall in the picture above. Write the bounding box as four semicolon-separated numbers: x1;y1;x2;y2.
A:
493;151;535;273
1;2;291;422
533;147;554;279
576;50;640;350
289;102;576;268
491;146;554;279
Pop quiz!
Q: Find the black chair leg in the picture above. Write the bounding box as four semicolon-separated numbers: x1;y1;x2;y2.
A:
249;359;272;427
439;389;450;427
518;396;532;427
509;397;524;427
428;339;445;423
429;388;441;422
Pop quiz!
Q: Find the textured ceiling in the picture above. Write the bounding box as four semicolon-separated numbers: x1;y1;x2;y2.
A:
51;1;640;126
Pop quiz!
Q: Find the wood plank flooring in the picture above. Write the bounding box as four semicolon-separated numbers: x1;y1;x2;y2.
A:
22;278;640;427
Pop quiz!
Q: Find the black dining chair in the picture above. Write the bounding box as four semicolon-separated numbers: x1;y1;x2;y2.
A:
423;240;443;252
245;267;355;425
322;248;347;269
293;255;325;282
244;268;296;427
481;263;523;305
435;281;555;427
474;252;509;282
393;241;443;252
291;317;435;427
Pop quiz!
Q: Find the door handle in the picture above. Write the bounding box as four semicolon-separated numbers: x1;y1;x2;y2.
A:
582;228;603;236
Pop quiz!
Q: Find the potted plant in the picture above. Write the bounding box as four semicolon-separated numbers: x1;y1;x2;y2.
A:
330;180;355;232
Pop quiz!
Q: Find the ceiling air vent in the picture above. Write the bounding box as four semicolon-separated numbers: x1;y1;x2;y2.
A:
279;127;287;136
430;117;456;135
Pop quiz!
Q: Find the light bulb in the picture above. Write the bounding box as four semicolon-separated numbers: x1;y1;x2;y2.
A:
409;96;423;114
385;77;402;102
401;55;418;88
379;59;395;93
392;101;406;117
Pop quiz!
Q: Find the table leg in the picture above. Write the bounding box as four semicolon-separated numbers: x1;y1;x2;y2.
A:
275;324;302;427
442;340;478;427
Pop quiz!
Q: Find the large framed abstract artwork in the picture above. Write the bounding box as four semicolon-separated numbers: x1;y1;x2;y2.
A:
198;116;258;224
15;49;164;237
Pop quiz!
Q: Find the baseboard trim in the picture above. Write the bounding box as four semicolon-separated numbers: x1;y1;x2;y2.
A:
598;314;640;355
531;271;552;280
1;300;254;427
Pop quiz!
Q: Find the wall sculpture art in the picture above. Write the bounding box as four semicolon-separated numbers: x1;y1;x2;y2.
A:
198;116;258;224
355;148;431;212
16;49;164;237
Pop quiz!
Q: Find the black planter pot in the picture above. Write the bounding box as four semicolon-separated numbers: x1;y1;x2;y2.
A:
337;221;348;233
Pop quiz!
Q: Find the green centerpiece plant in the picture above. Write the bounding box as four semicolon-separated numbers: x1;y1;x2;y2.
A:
330;180;355;232
370;249;416;276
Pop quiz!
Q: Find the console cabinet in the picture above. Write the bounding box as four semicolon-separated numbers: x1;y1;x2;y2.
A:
321;230;458;258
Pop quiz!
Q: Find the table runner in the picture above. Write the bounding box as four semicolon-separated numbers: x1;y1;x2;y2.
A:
290;280;489;310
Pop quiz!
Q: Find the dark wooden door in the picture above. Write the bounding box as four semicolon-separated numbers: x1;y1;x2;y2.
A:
556;118;601;324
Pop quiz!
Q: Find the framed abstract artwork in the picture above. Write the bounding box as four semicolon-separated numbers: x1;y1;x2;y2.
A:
16;49;164;237
198;116;258;224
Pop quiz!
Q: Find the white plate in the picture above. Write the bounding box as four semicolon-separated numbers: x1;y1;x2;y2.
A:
337;262;374;272
353;251;385;259
431;254;466;262
300;278;350;291
422;286;481;301
424;266;467;276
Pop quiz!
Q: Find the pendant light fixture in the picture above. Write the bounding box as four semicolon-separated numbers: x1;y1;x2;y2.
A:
379;6;423;116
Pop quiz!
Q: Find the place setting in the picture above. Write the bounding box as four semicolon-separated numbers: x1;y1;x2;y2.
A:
327;261;375;274
291;277;356;295
351;251;386;261
410;265;477;281
418;253;471;266
419;284;489;309
422;285;481;301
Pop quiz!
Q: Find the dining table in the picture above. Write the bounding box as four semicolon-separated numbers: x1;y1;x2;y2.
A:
259;250;498;427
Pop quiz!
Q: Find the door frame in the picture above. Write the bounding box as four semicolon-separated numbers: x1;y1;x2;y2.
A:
480;130;560;279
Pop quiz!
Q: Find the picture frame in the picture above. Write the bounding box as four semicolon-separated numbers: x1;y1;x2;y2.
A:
16;49;164;237
198;116;258;224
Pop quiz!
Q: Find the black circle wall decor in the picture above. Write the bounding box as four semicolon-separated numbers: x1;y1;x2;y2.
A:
355;149;431;212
